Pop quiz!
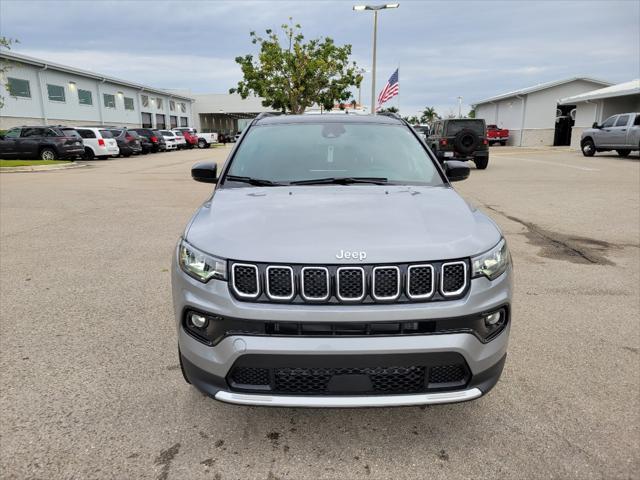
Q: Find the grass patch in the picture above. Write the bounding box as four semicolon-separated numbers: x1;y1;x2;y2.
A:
0;160;71;168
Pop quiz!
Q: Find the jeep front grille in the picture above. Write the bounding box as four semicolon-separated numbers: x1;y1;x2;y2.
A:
228;259;470;304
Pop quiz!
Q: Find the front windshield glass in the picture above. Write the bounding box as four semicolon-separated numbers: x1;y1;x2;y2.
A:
226;123;443;186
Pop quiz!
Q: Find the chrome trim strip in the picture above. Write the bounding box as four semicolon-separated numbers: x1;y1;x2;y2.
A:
407;264;435;300
215;388;483;408
300;267;330;301
230;263;260;299
440;261;468;297
265;265;295;301
371;266;401;301
335;266;366;302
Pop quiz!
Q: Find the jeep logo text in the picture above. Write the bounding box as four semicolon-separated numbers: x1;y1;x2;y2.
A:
336;250;367;261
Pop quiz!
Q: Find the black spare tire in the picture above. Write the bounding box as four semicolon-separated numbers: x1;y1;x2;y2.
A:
453;128;480;155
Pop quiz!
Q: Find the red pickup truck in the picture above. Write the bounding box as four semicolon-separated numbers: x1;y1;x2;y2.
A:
487;125;509;146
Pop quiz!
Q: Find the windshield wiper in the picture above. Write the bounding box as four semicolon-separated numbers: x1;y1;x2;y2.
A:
290;176;388;186
225;175;285;187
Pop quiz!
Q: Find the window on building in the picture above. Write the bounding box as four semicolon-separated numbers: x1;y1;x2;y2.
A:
47;84;65;102
141;112;153;128
169;100;176;111
180;117;188;127
103;93;116;108
78;89;93;105
156;97;163;109
615;115;629;127
7;78;31;98
170;115;178;129
124;97;135;110
141;95;149;107
179;102;186;113
156;114;166;129
601;116;616;128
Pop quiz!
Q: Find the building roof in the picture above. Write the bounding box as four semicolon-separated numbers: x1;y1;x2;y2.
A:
0;50;194;101
190;93;272;114
558;79;640;105
472;77;612;106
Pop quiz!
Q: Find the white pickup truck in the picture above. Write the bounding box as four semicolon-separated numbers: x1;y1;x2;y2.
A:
581;112;640;157
174;128;218;149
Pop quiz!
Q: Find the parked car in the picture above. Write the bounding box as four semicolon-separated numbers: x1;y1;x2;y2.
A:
74;127;119;159
0;125;84;160
174;127;218;148
107;128;142;157
581;112;640;157
173;129;197;148
412;124;430;141
486;124;509;146
153;130;167;152
428;118;489;169
158;130;179;150
130;128;163;153
174;112;512;407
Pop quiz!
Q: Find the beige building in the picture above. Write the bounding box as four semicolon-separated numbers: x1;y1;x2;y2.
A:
472;77;610;147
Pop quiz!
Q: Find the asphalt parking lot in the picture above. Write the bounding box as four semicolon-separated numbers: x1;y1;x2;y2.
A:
1;146;638;479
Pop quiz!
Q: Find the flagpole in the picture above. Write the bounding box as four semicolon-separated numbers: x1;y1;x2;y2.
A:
396;64;400;113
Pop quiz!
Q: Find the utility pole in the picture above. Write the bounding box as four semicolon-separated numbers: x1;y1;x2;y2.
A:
458;96;462;118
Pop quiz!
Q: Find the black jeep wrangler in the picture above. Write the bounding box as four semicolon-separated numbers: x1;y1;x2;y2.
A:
427;119;489;169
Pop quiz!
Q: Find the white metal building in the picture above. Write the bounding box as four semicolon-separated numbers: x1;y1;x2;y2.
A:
559;79;640;149
472;77;610;147
191;93;273;135
0;51;194;130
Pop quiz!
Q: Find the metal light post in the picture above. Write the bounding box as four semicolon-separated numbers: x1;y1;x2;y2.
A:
353;4;399;114
458;96;462;119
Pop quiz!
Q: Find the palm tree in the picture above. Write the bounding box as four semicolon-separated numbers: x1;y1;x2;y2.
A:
420;107;439;124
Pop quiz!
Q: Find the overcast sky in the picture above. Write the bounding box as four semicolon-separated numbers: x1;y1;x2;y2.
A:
1;0;638;116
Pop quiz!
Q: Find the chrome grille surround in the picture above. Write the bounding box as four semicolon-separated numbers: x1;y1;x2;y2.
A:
265;265;295;301
336;267;366;302
230;263;260;299
440;261;468;297
406;264;435;300
371;266;401;301
300;267;330;301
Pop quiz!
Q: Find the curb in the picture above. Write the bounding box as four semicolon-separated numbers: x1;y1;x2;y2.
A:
0;162;89;173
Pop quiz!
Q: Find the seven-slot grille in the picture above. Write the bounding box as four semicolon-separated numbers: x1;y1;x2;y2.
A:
229;260;469;304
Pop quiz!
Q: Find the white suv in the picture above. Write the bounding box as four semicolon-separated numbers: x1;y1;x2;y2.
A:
158;130;179;150
74;127;119;159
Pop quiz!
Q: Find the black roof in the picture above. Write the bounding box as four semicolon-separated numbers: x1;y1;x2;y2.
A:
254;113;403;126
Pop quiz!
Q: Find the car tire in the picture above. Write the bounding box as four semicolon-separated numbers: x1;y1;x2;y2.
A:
581;139;596;157
40;148;57;160
197;139;207;149
83;147;95;160
474;156;489;169
616;149;631;157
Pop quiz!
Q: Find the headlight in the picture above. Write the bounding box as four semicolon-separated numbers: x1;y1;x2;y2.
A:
471;238;510;280
178;239;227;282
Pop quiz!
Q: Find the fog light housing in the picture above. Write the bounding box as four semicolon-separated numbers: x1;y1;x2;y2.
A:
484;311;502;327
190;313;208;328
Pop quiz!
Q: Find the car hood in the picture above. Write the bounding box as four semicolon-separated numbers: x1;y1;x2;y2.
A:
185;185;502;264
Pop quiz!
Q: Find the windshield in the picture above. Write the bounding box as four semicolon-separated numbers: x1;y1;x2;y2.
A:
225;123;443;186
445;120;485;136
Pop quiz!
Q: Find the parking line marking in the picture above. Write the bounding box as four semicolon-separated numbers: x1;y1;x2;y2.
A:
510;157;600;172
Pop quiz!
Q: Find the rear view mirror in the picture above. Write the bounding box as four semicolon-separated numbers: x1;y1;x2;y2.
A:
444;161;470;182
191;162;217;183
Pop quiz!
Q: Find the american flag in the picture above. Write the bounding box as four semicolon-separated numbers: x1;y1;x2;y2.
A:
377;68;399;110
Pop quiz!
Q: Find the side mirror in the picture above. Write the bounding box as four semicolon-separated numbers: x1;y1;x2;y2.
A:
444;160;470;182
191;162;217;183
592;122;600;129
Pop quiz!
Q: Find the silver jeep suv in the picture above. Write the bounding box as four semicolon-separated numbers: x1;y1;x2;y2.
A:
172;113;513;407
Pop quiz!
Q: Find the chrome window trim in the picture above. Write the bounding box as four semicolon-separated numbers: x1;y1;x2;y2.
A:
440;261;468;297
336;267;366;302
371;266;401;301
265;265;295;301
406;264;435;300
231;263;260;299
300;267;330;301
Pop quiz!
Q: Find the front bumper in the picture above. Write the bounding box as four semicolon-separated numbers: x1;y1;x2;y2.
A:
173;262;512;407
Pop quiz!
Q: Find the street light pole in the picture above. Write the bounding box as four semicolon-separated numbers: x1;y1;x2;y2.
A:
458;96;462;118
353;4;399;115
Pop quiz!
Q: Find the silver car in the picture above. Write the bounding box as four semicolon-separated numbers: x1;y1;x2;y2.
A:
172;113;513;408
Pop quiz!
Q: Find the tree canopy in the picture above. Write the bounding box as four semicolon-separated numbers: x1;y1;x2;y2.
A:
231;21;362;114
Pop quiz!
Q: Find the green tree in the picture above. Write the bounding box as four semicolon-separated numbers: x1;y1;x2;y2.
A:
403;115;420;124
378;106;399;114
467;108;476;118
420;106;439;124
0;36;19;109
231;20;362;114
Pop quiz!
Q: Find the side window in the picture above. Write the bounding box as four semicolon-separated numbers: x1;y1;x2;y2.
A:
43;129;59;137
4;128;21;138
601;116;616;128
77;129;96;139
21;128;45;137
615;115;629;127
47;84;66;102
103;94;116;108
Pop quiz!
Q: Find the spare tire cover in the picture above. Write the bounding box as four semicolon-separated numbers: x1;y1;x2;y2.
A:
454;128;480;154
